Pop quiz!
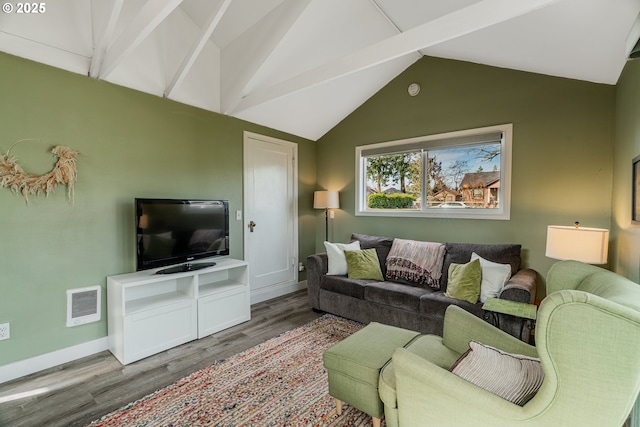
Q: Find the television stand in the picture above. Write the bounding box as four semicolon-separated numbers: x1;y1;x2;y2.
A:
156;262;217;275
107;258;250;364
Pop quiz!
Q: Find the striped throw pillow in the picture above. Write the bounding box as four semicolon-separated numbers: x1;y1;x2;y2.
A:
450;341;544;406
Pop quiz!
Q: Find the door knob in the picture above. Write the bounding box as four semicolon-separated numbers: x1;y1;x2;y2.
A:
249;221;256;232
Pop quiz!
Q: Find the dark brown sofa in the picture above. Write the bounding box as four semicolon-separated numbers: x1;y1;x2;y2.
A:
306;233;537;340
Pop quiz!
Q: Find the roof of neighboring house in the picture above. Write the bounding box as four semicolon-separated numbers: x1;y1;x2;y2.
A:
367;187;404;194
433;189;461;197
461;171;500;189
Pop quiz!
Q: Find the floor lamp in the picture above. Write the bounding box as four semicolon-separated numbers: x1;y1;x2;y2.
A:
314;190;339;241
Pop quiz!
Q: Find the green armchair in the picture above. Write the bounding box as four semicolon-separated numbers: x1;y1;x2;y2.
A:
382;260;640;427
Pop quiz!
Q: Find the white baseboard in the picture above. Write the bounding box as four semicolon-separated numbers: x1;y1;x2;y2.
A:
0;337;109;384
250;280;307;305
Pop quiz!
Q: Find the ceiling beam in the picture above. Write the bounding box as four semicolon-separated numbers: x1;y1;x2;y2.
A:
231;0;560;114
625;11;640;57
368;0;421;62
164;0;233;98
99;0;184;79
89;0;124;78
220;0;311;114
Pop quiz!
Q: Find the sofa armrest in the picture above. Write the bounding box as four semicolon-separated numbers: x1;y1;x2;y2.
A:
492;268;538;341
306;253;328;309
442;305;537;357
499;268;537;304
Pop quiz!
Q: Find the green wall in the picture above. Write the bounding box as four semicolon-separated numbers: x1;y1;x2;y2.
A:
0;53;316;366
0;51;626;368
612;59;640;281
316;56;615;298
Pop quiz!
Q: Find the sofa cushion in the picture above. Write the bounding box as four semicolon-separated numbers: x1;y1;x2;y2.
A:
450;341;544;406
351;233;394;276
442;243;521;292
365;281;434;312
324;241;361;275
344;248;384;281
444;259;482;304
419;291;484;319
320;275;371;300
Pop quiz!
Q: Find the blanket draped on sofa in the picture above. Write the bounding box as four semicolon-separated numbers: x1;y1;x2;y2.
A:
385;239;445;289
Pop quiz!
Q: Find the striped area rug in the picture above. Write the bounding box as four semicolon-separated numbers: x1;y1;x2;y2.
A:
88;315;381;426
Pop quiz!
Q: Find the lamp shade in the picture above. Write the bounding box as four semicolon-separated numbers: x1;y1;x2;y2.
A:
545;225;609;264
314;191;339;209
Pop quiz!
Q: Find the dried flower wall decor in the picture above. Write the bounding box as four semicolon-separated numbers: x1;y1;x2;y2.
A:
0;141;79;204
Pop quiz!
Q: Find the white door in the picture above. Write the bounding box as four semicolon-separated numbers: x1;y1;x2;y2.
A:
243;132;299;304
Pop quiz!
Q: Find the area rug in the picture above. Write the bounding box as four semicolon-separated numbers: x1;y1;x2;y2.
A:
87;315;383;426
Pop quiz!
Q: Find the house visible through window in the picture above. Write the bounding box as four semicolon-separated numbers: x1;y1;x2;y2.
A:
356;124;512;220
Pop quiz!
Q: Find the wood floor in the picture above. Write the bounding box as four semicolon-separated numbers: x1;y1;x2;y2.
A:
0;289;322;427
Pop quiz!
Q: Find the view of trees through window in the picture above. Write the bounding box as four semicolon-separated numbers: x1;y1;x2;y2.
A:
365;143;501;210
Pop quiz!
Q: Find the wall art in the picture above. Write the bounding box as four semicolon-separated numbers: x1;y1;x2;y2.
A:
0;142;79;204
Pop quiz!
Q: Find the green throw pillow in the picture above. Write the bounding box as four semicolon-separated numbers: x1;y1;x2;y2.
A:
445;259;481;303
344;248;384;281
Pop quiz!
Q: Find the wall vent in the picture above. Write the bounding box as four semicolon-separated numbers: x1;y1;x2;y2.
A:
66;286;101;327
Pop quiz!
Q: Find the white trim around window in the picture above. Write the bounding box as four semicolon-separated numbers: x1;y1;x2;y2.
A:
355;124;512;220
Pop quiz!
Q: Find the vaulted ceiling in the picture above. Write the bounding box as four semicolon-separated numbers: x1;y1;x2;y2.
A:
1;0;639;141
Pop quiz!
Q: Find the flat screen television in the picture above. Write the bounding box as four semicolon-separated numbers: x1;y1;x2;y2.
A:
135;198;229;274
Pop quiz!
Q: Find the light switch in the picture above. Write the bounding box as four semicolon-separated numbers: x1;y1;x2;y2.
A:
236;210;242;220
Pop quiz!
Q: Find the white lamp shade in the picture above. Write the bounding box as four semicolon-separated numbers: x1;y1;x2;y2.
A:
314;191;339;209
545;225;609;264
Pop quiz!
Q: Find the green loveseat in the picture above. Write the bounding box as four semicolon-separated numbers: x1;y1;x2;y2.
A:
380;260;640;426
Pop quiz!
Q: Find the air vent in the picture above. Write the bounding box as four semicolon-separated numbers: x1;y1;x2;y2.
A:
66;286;101;327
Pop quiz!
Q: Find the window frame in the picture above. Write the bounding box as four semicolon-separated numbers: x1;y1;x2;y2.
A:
355;124;512;220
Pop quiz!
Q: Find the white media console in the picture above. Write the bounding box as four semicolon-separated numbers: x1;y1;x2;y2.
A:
107;258;250;364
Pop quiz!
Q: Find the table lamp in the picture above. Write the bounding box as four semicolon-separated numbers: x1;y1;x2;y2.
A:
545;222;609;264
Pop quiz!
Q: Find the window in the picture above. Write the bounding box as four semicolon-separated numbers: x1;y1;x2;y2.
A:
356;124;512;220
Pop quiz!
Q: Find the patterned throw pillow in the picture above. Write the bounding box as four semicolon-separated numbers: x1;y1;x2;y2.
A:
450;341;544;406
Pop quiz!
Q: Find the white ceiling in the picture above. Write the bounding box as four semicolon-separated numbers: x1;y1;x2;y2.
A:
0;0;639;141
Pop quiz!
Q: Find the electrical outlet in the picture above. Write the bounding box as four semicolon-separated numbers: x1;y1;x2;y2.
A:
0;323;10;341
